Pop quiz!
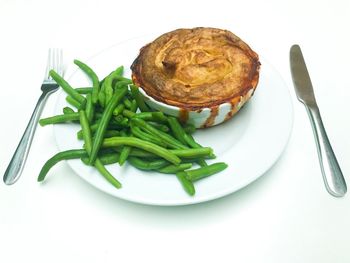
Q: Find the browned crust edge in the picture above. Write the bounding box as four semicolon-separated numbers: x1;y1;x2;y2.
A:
131;28;261;110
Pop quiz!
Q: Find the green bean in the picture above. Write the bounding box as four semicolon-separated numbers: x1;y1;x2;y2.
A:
114;147;158;158
50;70;86;107
130;99;138;112
176;172;195;196
116;76;132;83
98;89;106;108
114;114;124;123
183;123;196;134
122;109;135;118
75;87;93;94
168;117;202;149
40;63;226;196
103;130;120;138
79;110;93;153
175;126;207;167
101;69;129;106
130;123;167;147
79;110;122;188
94;112;103;120
167;116;187;145
39;113;80;126
66;96;82;109
116;79;132;87
81;151;120;166
148;122;170;133
113;66;124;77
108;139;211;159
89;86;128;164
123;98;132;109
115;116;129;126
196;159;208;167
110;81;132;106
121;119;129;128
184;133;202;149
80;157;90;165
122;110;167;124
148;112;167;122
38;149;88;182
136;112;167;123
63;106;75;115
118;131;131;166
77;122;99;140
98;152;120;165
102;137;181;165
85;93;94;123
80;127;117;140
119;146;131;166
157;163;192;174
108;122;127;130
113;104;125;116
111;117;128;127
98;70;113;107
100;66;123;87
95;159;122;188
182;132;215;159
128;157;169;170
130;84;150;112
149;111;168;123
103;83;114;107
185;162;228;182
74;60;100;104
81;155;119;165
170;148;213;158
131;118;187;149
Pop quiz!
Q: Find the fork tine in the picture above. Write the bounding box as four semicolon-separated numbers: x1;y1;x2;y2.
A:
44;49;52;80
58;49;63;76
44;48;64;81
55;48;63;77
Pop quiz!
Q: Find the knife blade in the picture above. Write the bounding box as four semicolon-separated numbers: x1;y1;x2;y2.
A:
290;44;347;197
290;45;317;106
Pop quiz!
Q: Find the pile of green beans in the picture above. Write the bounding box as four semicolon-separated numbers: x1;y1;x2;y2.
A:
38;60;228;196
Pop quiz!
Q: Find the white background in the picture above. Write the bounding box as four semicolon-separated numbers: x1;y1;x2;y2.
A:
1;0;349;262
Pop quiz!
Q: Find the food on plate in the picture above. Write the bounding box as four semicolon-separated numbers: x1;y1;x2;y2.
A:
38;59;228;196
131;27;260;127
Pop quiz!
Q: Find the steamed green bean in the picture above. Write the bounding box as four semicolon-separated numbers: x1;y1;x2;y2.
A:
102;137;181;165
89;86;128;164
176;172;195;196
185;162;228;182
39;61;227;197
39;113;80;126
38;149;88;182
50;69;86;107
74;60;100;104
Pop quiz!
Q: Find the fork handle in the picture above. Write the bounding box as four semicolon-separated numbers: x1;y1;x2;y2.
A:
305;104;347;197
3;91;50;185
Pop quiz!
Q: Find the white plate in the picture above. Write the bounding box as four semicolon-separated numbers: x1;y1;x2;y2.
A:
53;36;293;206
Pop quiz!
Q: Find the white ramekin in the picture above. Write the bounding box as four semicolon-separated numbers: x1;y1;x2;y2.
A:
138;87;255;128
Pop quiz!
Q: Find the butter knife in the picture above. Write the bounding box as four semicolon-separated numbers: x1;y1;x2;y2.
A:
290;44;346;197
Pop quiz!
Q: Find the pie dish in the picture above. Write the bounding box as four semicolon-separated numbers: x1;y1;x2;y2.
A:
131;27;260;127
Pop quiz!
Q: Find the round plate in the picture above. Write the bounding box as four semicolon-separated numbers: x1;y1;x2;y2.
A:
53;36;293;206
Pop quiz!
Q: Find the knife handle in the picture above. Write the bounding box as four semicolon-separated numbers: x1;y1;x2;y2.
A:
305;104;347;197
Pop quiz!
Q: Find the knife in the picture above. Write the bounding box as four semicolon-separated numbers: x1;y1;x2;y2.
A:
290;44;347;197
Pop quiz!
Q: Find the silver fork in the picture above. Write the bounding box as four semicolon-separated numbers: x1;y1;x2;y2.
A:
3;48;63;185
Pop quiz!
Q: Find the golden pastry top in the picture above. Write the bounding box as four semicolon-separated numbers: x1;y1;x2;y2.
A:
131;27;260;109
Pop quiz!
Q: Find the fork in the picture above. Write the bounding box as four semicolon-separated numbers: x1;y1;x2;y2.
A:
3;48;63;185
